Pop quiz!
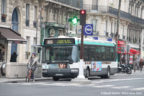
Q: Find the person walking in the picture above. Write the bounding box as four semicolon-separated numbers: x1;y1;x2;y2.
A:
27;53;38;82
139;58;144;72
133;55;137;72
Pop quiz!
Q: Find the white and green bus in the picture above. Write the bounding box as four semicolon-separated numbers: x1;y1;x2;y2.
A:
42;37;118;80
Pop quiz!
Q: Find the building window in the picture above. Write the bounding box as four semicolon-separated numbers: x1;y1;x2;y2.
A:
122;25;125;39
92;19;97;34
33;37;36;45
110;21;114;37
33;6;37;28
12;8;19;32
105;20;108;32
26;36;30;59
53;9;56;21
131;5;133;14
1;0;6;14
92;0;98;10
1;0;7;22
141;7;144;19
26;4;30;26
114;21;117;34
105;20;108;36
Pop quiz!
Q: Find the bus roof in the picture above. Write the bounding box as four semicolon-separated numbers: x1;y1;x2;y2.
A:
75;38;116;46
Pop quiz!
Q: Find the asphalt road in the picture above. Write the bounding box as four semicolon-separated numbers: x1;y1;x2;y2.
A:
0;71;144;96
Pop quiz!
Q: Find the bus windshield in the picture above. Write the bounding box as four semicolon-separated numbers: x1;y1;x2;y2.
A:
45;45;78;63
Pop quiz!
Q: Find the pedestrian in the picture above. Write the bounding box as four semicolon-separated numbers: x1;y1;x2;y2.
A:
27;53;38;82
133;55;137;72
0;49;2;61
121;54;126;64
139;58;143;72
10;52;17;62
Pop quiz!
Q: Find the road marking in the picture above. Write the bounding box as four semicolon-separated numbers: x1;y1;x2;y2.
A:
131;87;144;91
111;86;130;89
20;82;84;87
93;85;114;88
92;78;144;84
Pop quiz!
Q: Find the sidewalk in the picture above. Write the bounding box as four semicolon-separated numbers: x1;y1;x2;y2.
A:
0;77;52;83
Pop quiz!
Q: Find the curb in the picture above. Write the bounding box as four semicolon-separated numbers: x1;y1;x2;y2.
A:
0;77;52;83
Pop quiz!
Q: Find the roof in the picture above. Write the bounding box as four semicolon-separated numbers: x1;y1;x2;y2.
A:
0;27;26;43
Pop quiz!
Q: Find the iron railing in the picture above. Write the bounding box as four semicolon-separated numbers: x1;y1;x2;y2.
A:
53;0;83;8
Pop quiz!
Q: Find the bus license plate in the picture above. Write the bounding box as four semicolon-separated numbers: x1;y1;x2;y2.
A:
55;74;63;76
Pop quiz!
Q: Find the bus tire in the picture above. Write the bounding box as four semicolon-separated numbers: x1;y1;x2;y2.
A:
1;63;5;76
85;69;90;78
53;77;59;81
101;68;110;79
105;68;110;78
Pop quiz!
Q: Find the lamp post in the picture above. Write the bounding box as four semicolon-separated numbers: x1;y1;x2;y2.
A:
116;0;121;42
115;0;121;64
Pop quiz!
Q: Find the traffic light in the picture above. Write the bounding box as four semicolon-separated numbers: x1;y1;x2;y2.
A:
68;16;79;25
80;9;86;26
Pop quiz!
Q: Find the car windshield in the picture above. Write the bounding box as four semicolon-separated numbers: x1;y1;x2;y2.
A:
45;45;78;63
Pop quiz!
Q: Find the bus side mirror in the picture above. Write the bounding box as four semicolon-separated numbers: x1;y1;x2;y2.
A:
68;57;73;64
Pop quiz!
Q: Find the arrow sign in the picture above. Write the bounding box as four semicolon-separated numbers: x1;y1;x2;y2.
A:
84;24;93;36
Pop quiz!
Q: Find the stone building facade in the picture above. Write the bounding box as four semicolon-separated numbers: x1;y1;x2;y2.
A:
0;0;82;78
83;0;144;57
0;0;42;78
40;0;82;44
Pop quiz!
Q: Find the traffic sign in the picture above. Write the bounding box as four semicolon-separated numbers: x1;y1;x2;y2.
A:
84;24;93;36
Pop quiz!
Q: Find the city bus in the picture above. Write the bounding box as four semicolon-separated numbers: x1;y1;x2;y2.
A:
42;36;118;80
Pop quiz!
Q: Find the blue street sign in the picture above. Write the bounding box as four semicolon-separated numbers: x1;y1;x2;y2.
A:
107;38;112;41
93;37;98;40
84;24;93;36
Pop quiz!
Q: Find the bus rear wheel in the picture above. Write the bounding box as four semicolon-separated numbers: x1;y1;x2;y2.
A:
105;68;110;78
101;68;110;79
53;77;59;81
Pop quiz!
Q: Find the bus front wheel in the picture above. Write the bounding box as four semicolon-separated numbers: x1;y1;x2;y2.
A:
53;77;59;81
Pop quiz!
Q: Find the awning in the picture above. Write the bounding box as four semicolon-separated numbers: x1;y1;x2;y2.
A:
0;27;26;44
130;48;140;54
117;40;125;47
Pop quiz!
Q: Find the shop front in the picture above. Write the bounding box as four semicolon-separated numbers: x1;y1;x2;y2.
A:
0;27;26;78
117;40;140;68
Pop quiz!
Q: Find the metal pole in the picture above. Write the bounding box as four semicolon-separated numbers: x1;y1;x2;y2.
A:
80;25;84;59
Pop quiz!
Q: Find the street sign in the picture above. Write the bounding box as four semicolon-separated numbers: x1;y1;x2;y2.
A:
84;24;93;36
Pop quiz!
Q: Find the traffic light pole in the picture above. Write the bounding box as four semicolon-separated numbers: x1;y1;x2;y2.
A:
72;9;90;82
80;25;84;59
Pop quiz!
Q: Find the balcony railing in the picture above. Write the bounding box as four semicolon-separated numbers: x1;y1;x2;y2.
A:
83;4;144;25
53;0;82;8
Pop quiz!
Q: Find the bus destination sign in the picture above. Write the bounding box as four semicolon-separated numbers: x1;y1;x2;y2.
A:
44;38;75;45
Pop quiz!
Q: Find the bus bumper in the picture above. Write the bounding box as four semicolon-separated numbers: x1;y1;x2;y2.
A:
42;68;79;78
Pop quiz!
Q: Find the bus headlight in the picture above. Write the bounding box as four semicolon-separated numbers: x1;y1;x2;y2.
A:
71;69;78;73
